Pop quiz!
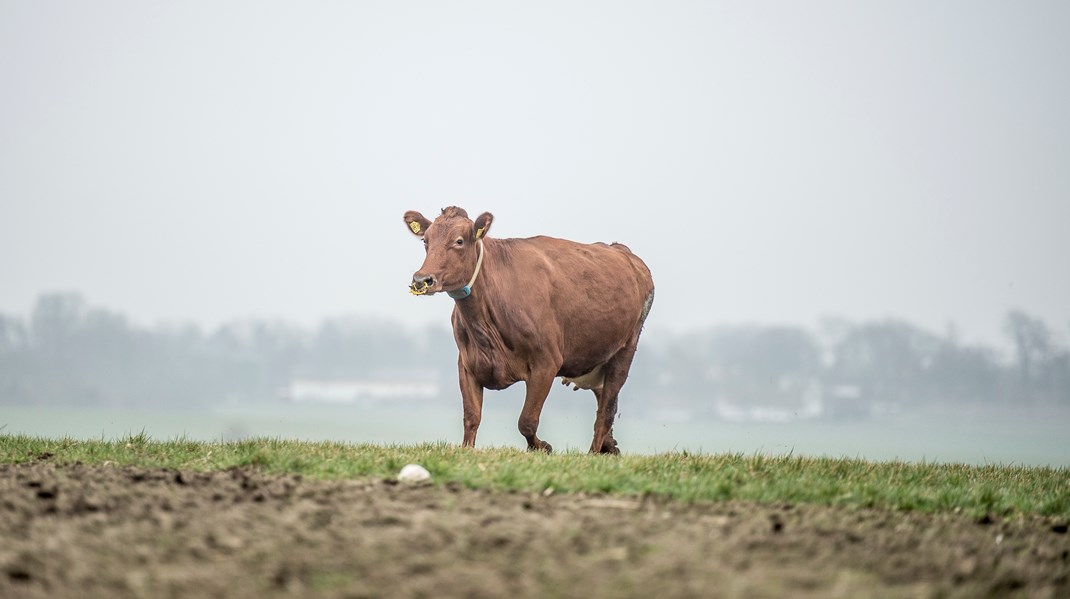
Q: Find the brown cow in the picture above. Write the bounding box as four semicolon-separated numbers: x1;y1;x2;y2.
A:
403;206;654;454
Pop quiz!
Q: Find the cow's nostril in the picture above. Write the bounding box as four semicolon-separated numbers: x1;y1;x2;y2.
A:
410;273;435;296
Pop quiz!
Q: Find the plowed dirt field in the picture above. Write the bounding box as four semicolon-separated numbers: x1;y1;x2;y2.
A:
2;462;1067;598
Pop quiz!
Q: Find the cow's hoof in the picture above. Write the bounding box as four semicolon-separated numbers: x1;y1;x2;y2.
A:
529;440;553;453
600;437;620;455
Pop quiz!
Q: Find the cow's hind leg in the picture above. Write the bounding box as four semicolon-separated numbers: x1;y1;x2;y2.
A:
518;368;556;453
590;343;639;455
592;289;652;454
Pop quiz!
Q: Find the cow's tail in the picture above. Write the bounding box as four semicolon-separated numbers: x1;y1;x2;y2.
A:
612;242;655;338
639;288;654;328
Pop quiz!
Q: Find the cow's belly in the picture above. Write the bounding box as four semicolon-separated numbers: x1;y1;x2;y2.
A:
469;350;608;392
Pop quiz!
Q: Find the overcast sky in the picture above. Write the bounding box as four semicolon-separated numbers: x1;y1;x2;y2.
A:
2;1;1068;344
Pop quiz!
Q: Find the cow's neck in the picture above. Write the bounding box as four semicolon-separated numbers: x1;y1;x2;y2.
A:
451;239;505;346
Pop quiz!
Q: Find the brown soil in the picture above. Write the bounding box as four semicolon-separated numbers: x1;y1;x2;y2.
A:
1;462;1067;599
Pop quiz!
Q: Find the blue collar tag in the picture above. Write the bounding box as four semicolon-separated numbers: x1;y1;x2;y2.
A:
447;285;472;300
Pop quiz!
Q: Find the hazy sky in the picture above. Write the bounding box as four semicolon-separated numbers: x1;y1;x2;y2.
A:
2;1;1068;344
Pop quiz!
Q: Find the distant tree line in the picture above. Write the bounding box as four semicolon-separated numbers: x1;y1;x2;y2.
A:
0;293;455;408
1;294;1067;416
634;312;1069;419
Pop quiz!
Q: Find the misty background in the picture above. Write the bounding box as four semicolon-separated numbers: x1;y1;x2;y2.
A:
2;2;1068;464
3;293;1067;465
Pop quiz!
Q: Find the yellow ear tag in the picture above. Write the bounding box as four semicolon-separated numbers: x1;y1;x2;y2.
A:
476;226;485;239
409;221;422;235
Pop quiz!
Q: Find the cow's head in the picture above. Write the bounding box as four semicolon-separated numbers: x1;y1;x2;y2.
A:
404;206;493;297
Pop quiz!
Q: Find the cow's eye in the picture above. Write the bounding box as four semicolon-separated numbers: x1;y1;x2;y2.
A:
455;238;464;246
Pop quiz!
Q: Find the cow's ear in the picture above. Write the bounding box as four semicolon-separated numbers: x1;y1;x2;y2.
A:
474;212;493;239
404;211;432;237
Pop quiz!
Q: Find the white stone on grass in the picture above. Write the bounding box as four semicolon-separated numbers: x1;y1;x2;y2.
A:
397;463;431;483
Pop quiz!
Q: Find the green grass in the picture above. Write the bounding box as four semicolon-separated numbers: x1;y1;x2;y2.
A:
2;433;1067;518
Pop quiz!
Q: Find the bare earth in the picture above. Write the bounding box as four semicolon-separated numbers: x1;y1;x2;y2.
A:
1;462;1067;598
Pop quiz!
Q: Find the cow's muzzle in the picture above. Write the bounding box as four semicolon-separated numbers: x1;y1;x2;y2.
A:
410;273;434;295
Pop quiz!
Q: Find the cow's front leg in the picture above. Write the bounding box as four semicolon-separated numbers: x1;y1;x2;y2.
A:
518;368;556;453
459;359;484;448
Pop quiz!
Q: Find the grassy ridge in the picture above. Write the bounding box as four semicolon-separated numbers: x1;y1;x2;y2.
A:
2;433;1067;518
